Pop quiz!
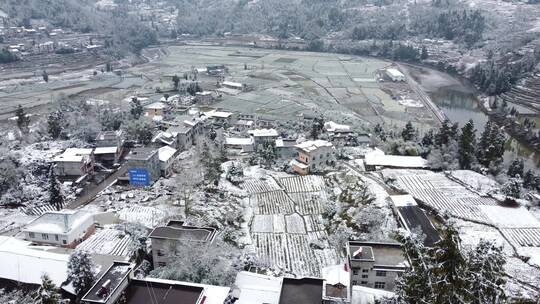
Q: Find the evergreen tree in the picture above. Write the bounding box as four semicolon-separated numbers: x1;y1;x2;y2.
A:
47;111;65;139
310;116;325;139
34;274;61;304
226;162;244;185
48;167;63;211
435;120;452;147
172;74;180;90
523;170;538;190
421;130;434;147
477;121;506;169
42;70;49;82
67;250;95;299
257;142;277;169
458;120;476;169
15;105;31;134
502;178;522;199
466;240;506;304
401;121;416;141
129;97;143;119
421;46;429;60
507;159;524;178
394;232;433;304
428;225;468;304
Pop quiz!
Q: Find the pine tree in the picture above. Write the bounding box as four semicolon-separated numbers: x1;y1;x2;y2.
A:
523;170;537;190
226;162;244;185
48;167;63;211
477;121;506;169
458;120;476;169
310;117;325;139
172;74;180;90
394;232;433;304
435;120;452;147
47;111;65;139
401;121;416;141
129;97;143;119
421;46;429;60
16;105;30;134
502;178;522;199
507;159;524;178
428;225;468;304
67;250;95;299
34;274;61;304
466;240;506;304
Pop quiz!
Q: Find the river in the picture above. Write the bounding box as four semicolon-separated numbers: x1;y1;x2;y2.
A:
406;64;540;168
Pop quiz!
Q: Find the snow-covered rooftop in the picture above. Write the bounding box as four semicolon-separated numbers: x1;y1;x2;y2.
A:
142;277;230;304
365;151;427;168
322;264;350;286
386;68;405;78
145;102;167;109
351;285;395;304
24;210;94;235
295;140;334;153
94;146;118;155
0;236;68;286
233;271;282;304
248;128;279;137
225;137;254;146
390;194;418;207
53;148;93;162
222;81;243;88
158;146;177;162
325;121;351;132
205;110;233;118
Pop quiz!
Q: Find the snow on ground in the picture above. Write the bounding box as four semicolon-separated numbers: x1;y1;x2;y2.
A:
479;205;540;228
0;210;35;233
448;170;500;195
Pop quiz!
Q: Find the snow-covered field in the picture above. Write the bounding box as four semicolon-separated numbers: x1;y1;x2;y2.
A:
244;174;338;277
384;169;540;297
77;227;133;257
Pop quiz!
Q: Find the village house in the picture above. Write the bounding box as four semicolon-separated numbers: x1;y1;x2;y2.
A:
206;64;227;76
52;148;94;177
95;130;124;149
225;137;254;153
149;220;217;268
144;102;168;122
346;241;407;292
385;68;406;82
125;148;161;186
204;110;235;126
275;138;298;159
194;91;215;104
291;140;335;175
23;210;95;248
82;263;229;304
158;146;177;177
364;148;428;171
248;128;279;150
322;264;351;303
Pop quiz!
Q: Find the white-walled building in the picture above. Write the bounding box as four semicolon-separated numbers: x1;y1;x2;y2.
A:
23;210;95;248
291;140;335;175
385;68;405;82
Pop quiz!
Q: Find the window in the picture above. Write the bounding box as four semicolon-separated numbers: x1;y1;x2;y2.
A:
157;250;166;257
55;235;59;241
362;269;369;273
41;234;48;240
361;274;368;279
361;281;368;285
376;270;387;277
352;280;358;285
62;240;67;245
353;270;359;275
29;232;35;238
374;282;386;289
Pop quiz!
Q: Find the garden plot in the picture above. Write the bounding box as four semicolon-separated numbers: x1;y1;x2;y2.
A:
392;172;493;222
250;191;295;214
118;206;168;228
304;215;325;232
77;228;133;257
251;214;285;233
242;178;282;194
501;228;540;247
289;192;325;215
278;175;325;193
285;213;307;234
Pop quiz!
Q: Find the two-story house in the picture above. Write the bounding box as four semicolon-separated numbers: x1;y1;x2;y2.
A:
125;148;161;186
291;140;335;175
23;210;95;248
149;220;217;268
346;241;407;292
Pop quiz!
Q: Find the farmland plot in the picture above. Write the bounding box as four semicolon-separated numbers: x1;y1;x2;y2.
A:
278;175;325;193
242;178;282;194
501;228;540;247
77;228;133;257
285;213;307;234
251;214;286;233
250;190;295;214
289;192;325;215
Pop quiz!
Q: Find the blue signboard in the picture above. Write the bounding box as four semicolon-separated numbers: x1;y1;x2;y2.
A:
128;168;150;186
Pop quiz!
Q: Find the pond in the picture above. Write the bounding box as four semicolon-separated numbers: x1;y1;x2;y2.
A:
407;64;540;168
